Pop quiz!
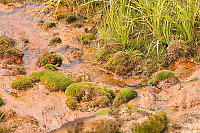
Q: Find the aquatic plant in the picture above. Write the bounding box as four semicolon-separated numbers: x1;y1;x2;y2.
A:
10;76;32;90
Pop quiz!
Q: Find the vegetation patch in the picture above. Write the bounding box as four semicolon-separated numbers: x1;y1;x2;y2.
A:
36;52;62;67
10;76;32;90
57;13;77;23
78;32;96;44
44;64;58;71
28;71;47;83
113;87;137;106
150;70;175;85
49;36;61;46
133;111;168;133
95;109;110;116
65;82;115;110
0;110;6;122
41;71;73;91
0;97;5;106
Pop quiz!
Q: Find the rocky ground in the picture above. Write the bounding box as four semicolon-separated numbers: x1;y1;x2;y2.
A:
0;2;200;133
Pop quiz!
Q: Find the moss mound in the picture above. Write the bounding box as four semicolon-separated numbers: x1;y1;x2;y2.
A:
45;22;56;28
96;43;122;62
113;87;137;106
65;82;115;110
49;36;61;46
150;70;175;85
78;33;96;44
10;76;32;90
134;111;168;133
57;13;77;23
65;96;78;110
105;51;143;75
44;64;58;71
0;97;5;106
28;71;47;83
41;71;73;92
36;52;62;67
0;35;15;46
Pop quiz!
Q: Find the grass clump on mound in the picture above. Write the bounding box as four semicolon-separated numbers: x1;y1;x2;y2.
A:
36;52;63;67
0;97;5;106
44;64;58;71
150;70;175;85
65;82;115;110
113;87;137;106
28;71;47;83
10;76;32;90
41;71;73;92
134;111;168;133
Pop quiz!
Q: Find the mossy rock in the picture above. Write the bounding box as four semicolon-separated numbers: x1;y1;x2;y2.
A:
36;52;62;67
10;76;32;90
57;13;77;23
113;87;137;106
150;70;175;85
133;111;168;133
166;40;191;65
49;36;61;46
95;43;122;62
28;71;47;83
0;97;5;106
44;64;58;71
65;82;115;110
78;33;96;44
40;71;73;92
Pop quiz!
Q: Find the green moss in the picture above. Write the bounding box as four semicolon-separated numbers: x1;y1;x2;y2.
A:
36;52;63;67
150;70;175;85
133;111;168;133
0;126;10;133
28;71;47;83
95;109;110;116
78;33;96;44
113;87;137;106
65;82;115;109
65;96;78;110
44;64;58;71
49;36;61;46
41;71;73;92
0;97;5;106
95;43;122;62
10;76;32;90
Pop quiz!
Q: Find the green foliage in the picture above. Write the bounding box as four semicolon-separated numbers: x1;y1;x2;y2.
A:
36;52;63;67
49;36;61;46
150;70;175;85
0;97;5;106
28;71;47;83
95;109;110;116
113;87;137;106
41;71;73;91
133;111;168;133
10;76;32;90
65;96;78;110
44;64;58;71
65;82;115;109
78;32;96;44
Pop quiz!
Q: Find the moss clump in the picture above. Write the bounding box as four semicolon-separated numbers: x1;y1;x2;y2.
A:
133;111;168;133
0;97;5;106
49;36;61;46
45;22;56;28
57;13;77;23
95;43;122;62
10;76;32;90
105;51;143;75
0;126;10;133
78;33;96;44
28;71;47;83
36;52;63;67
65;82;115;110
41;71;73;92
113;87;137;106
65;96;78;110
44;64;58;71
0;110;6;122
0;35;15;46
95;109;110;116
150;70;175;85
